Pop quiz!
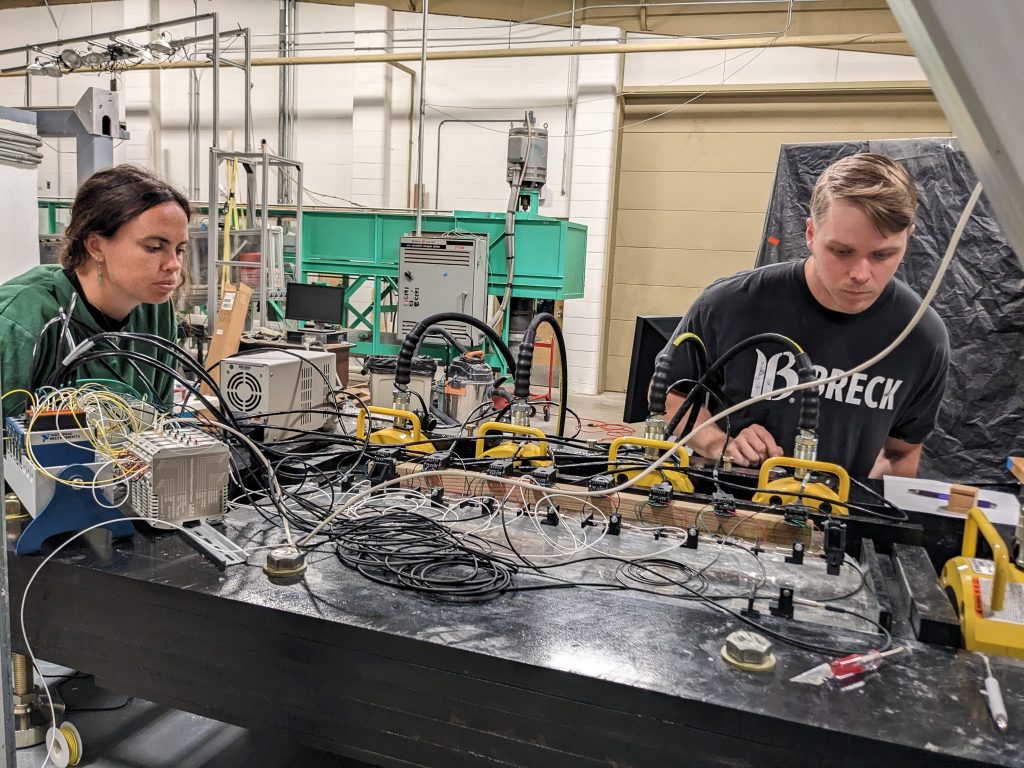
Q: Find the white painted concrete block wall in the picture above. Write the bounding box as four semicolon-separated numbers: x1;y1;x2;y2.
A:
351;4;392;207
564;25;623;395
391;11;575;216
623;32;928;85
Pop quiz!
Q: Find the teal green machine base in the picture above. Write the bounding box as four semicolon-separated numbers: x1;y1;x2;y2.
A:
40;199;588;371
301;207;587;363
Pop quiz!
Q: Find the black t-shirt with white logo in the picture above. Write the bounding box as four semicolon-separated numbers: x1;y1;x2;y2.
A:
666;259;950;478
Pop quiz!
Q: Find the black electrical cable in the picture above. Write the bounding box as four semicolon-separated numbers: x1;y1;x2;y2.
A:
684;469;909;522
663;376;731;456
50;348;236;427
512;311;569;437
278;477;889;655
666;333;818;437
648;332;708;416
848;475;908;519
44;328;204;401
30;317;164;404
333;509;517;600
395;312;516;389
526;553;889;656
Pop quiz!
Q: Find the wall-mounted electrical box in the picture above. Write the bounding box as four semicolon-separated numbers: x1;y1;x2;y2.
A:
397;233;489;346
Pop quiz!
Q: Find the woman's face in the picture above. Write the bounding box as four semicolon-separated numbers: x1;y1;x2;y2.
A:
85;201;189;313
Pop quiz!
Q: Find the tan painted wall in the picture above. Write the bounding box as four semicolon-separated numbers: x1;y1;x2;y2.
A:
604;92;951;391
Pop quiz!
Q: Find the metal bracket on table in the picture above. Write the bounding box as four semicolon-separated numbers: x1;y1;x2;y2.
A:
184;521;247;569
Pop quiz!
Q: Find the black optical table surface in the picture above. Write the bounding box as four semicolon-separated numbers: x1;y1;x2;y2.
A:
7;508;1024;768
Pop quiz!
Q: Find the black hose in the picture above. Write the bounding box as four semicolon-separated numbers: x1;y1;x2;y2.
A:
648;334;708;416
395;312;516;388
420;325;469;356
512;312;569;437
666;333;817;437
509;313;569;438
431;405;461;427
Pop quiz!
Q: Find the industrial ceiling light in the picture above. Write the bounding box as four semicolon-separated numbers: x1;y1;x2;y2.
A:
82;45;110;67
25;60;44;76
59;48;83;69
39;58;63;78
148;31;174;57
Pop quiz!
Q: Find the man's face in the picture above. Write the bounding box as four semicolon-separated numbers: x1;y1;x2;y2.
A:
805;198;912;314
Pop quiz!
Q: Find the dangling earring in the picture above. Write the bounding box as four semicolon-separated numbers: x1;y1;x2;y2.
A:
97;261;104;287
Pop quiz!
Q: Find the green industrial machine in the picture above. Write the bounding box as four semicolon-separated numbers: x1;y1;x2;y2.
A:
300;201;586;356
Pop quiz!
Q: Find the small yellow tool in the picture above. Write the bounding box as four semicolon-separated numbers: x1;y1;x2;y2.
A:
356;406;435;454
475;422;550;468
606;436;694;493
941;506;1024;659
752;456;850;514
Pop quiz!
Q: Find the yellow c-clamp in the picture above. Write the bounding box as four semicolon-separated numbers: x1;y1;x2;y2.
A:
940;506;1024;658
356;406;436;454
475;422;551;468
752;457;850;514
607;436;694;493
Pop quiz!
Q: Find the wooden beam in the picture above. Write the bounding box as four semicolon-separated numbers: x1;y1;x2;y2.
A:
396;463;814;550
1009;456;1024;486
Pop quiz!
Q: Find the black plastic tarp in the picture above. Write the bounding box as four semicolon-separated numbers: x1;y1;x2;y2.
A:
755;138;1024;488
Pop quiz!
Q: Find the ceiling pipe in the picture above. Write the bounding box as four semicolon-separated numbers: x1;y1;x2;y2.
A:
0;32;907;77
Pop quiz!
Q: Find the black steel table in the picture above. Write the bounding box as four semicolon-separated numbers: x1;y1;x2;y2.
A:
7;512;1023;768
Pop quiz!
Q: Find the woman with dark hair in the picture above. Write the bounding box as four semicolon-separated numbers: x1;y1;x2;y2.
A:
0;164;190;410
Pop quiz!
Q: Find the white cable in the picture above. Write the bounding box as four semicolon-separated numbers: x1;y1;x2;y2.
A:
19;515;252;768
168;417;295;547
300;182;983;542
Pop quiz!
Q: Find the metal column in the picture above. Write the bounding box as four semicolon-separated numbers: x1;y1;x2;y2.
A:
277;0;296;204
0;396;15;768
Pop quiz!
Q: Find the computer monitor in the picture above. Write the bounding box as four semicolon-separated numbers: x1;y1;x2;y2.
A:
622;315;683;423
284;282;345;326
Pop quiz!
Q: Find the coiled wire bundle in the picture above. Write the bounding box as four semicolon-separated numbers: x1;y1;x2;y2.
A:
333;509;516;601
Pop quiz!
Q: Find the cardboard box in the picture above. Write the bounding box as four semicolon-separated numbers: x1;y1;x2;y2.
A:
202;282;253;394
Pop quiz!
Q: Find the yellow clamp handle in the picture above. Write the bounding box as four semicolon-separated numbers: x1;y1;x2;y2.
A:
757;457;850;501
356;406;423;441
475;422;548;458
963;506;1010;612
607;436;689;467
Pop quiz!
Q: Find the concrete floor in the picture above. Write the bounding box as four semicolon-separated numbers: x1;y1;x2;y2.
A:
17;664;365;767
532;388;634;437
15;387;631;768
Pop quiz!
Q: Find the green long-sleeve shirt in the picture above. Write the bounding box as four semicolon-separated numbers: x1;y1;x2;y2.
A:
0;265;177;413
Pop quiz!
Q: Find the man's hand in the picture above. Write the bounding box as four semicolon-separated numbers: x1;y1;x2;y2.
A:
666;391;783;467
719;424;783;467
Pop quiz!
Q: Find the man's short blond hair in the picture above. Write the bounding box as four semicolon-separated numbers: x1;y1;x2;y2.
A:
810;153;918;235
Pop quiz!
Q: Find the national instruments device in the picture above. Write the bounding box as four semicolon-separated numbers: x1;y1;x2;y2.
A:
123;426;230;528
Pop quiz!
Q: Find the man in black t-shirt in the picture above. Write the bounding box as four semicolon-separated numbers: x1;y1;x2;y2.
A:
664;153;949;478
